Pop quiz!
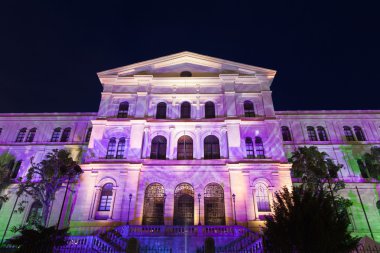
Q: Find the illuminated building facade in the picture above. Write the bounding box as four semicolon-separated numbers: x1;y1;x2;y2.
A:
0;52;379;250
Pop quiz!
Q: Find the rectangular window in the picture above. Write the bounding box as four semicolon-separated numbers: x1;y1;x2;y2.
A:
98;195;112;211
246;142;254;158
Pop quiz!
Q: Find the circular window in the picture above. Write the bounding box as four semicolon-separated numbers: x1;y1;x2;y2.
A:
180;71;192;77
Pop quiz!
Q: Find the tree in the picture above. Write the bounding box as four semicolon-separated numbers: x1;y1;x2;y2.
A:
17;149;83;226
6;225;69;253
290;146;344;193
362;146;380;180
0;152;16;206
264;186;359;253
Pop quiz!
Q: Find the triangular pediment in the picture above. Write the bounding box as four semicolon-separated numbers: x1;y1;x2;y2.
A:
97;51;276;78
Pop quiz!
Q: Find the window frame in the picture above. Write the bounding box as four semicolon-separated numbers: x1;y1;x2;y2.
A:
180;102;191;119
98;183;113;211
117;101;129;118
205;101;216;119
15;128;27;142
150;135;167;160
343;126;355;141
317;126;328;141
177;135;193;160
106;138;117;159
204;135;220;159
245;137;255;158
243;100;255;117
307;126;318;141
51;128;61;142
156;102;167;119
354;126;366;141
281;126;292;141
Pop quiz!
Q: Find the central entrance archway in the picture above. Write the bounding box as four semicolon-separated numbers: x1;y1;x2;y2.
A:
173;183;194;225
204;183;225;225
142;183;165;225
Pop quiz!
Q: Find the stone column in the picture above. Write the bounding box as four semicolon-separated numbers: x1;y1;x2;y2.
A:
195;126;201;159
171;97;176;119
168;126;175;159
220;74;238;117
221;126;228;158
142;127;150;158
196;96;201;119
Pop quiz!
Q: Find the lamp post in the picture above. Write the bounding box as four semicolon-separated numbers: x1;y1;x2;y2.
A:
127;193;132;225
232;193;237;225
198;193;201;226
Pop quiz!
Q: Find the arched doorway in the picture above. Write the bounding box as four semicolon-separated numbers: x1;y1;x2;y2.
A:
174;183;194;225
204;183;225;225
142;183;165;225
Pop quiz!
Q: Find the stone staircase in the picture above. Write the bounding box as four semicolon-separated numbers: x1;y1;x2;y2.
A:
57;225;263;253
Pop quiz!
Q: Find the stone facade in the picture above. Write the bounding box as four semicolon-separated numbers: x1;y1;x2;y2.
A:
0;52;378;243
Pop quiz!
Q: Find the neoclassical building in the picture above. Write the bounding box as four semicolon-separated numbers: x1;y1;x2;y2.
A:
0;52;379;251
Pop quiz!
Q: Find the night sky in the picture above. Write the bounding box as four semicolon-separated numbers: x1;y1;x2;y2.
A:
1;1;379;113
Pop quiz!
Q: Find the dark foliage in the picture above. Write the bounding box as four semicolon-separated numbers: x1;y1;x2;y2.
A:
363;146;380;180
205;237;215;253
126;237;139;253
264;187;359;253
6;225;69;253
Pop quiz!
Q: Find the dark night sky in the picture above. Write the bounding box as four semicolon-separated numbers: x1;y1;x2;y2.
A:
1;1;379;113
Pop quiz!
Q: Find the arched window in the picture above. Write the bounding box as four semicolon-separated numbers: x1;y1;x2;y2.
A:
85;127;92;142
354;126;366;141
307;126;317;141
181;102;191;119
204;135;220;159
317;126;328;141
51;128;61;142
205;101;216;119
142;183;165;225
98;183;113;211
243;101;255;117
25;128;37;142
343;126;355;141
357;159;369;178
245;137;255;158
10;160;22;179
27;201;43;224
117;101;129;118
106;138;117;159
156;102;167;119
60;128;71;142
255;137;265;159
281;126;292;141
15;128;27;142
116;138;126;159
150;136;167;159
7;159;15;179
177;135;193;160
180;71;192;77
255;183;270;212
204;183;225;225
174;183;194;225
